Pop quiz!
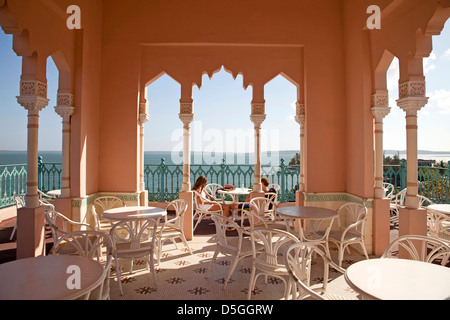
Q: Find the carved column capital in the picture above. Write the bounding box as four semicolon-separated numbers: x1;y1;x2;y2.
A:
250;113;266;128
179;113;194;128
16;80;49;115
397;96;429;116
54;93;74;122
139;100;150;125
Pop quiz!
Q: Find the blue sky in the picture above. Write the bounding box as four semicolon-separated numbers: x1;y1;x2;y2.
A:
0;21;449;154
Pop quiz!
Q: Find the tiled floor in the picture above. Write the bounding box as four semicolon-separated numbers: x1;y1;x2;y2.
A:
108;219;369;300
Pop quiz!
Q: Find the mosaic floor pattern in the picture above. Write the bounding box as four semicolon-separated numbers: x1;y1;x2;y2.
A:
109;229;370;300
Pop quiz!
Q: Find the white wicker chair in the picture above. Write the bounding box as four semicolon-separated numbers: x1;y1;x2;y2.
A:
327;203;369;267
206;214;262;290
156;199;192;265
389;188;406;228
248;195;286;230
192;190;223;231
247;227;300;300
51;230;114;300
92;196;125;233
45;210;94;245
383;182;395;199
427;209;450;243
284;242;359;300
109;215;161;296
205;183;224;201
381;234;450;266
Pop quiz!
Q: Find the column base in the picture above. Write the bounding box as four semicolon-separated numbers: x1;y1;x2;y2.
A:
179;190;193;241
372;198;390;256
16;206;46;259
398;207;428;259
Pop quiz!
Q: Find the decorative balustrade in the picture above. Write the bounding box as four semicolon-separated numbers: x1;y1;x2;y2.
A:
0;164;27;208
383;159;450;203
1;157;448;208
143;158;301;203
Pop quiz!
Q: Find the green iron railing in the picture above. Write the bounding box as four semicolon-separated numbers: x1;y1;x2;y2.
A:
0;163;27;208
143;158;301;203
1;157;449;209
383;159;450;203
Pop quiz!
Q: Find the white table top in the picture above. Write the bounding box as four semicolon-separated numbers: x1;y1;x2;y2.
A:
0;255;104;300
47;189;61;197
345;258;450;300
277;206;338;220
102;206;167;221
428;204;450;215
218;188;252;195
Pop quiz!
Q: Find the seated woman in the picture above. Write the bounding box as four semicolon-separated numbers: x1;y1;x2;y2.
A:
192;175;230;217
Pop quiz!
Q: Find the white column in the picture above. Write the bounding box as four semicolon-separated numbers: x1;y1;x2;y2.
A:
371;93;391;199
250;102;266;193
397;81;428;209
295;102;305;192
139;100;150;192
16;80;49;208
54;93;74;199
179;102;194;192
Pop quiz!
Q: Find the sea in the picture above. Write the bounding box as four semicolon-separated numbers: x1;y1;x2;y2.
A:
1;150;450;166
0;150;301;167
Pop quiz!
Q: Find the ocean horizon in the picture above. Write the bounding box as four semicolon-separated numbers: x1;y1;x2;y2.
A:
1;149;450;166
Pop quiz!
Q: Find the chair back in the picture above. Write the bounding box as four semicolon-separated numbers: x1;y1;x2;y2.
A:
382;234;450;265
94;196;125;216
14;195;25;209
268;183;280;195
418;195;434;208
110;216;161;256
211;213;246;253
336;203;367;235
205;183;223;201
391;188;407;206
164;199;188;230
249;196;277;227
284;242;345;300
250;227;300;271
45;210;94;243
427;209;450;242
52;230;114;300
382;182;395;198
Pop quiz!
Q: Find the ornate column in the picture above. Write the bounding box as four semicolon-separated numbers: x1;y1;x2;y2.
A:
16;78;49;259
17;80;49;208
371;93;391;199
178;101;194;241
294;102;305;192
396;81;428;209
54;93;74;199
138;100;150;195
179;102;194;192
250;102;266;193
371;93;391;256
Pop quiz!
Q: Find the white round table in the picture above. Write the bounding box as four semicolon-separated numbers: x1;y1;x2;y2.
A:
345;258;450;300
276;206;338;220
0;255;104;300
218;188;252;204
102;206;167;221
46;189;61;197
428;204;450;215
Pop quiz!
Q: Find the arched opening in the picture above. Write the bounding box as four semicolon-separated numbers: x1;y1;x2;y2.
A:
192;66;252;166
144;73;181;165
